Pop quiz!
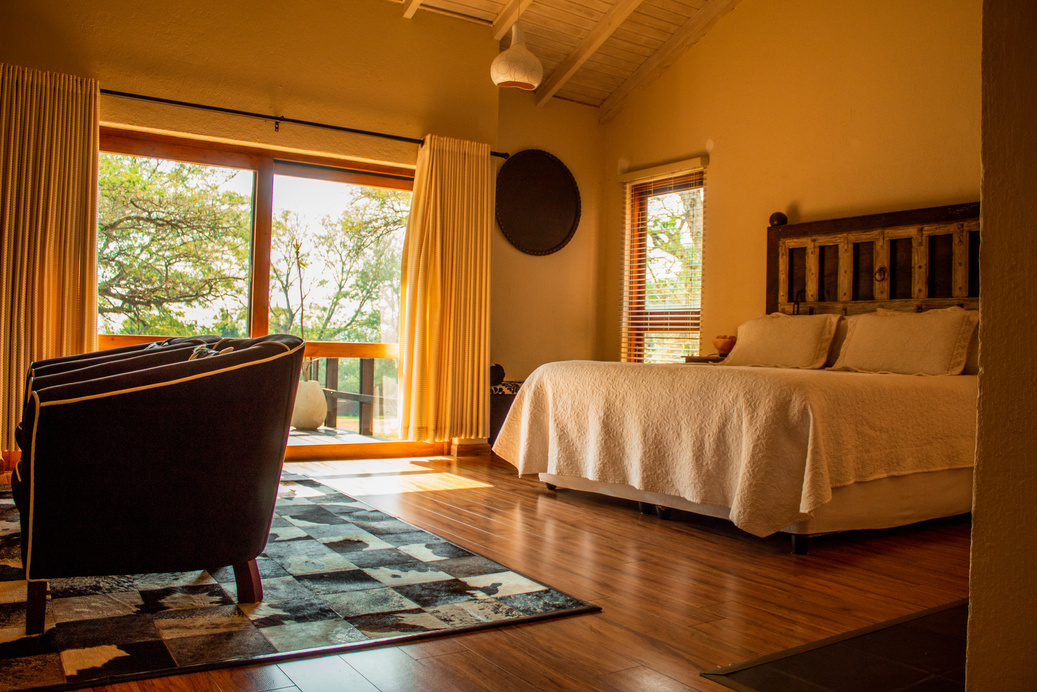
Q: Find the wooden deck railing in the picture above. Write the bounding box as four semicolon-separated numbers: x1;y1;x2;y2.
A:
98;334;400;438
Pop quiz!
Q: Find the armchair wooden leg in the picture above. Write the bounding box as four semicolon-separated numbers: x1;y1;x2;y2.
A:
233;559;263;603
26;581;48;635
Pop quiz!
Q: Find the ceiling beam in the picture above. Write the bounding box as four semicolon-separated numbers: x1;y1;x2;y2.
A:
492;0;535;41
599;0;741;122
535;0;645;107
402;0;423;19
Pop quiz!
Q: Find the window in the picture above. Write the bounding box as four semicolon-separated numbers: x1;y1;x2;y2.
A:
97;128;424;451
620;168;705;363
268;169;410;440
97;154;255;337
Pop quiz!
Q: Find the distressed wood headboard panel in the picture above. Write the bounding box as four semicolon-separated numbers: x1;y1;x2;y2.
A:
766;202;980;315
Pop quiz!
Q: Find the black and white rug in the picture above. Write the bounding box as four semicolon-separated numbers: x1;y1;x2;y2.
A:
0;469;598;691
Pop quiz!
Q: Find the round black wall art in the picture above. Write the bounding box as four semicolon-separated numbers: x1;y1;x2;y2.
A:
495;149;581;256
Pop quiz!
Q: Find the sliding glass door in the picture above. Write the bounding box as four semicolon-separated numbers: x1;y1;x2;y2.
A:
270;169;409;443
97;128;438;458
97;154;254;338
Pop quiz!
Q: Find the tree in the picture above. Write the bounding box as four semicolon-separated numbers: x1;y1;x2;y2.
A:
97;155;251;336
644;188;703;309
636;186;704;361
268;186;409;343
97;153;410;344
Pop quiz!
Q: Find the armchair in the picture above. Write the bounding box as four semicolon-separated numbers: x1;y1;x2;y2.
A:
11;334;304;634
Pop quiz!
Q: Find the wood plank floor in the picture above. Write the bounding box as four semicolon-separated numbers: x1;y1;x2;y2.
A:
88;454;971;691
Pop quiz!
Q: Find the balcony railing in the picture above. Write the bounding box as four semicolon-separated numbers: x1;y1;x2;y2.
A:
99;334;401;435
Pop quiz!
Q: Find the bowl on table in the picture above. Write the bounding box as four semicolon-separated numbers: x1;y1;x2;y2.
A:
712;336;737;356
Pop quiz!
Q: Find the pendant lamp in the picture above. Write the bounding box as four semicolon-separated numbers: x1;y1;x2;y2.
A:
490;25;543;91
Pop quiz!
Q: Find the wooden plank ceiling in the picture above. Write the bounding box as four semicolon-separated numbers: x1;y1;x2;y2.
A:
391;0;740;121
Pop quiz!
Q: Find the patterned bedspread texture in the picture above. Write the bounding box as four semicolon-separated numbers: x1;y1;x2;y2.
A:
491;361;978;536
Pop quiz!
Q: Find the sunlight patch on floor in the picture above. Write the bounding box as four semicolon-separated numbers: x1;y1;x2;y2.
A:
316;472;492;496
285;459;493;495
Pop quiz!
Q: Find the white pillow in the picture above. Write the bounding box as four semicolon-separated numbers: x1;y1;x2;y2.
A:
721;313;841;369
830;307;978;375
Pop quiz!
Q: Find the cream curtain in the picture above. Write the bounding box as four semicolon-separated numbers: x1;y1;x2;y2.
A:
399;135;492;443
1;64;99;453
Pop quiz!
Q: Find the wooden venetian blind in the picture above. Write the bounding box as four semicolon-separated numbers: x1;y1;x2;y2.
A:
620;167;705;363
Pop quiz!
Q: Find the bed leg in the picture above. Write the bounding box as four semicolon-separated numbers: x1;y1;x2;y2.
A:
638;502;653;515
791;534;809;555
655;505;672;520
545;483;557;491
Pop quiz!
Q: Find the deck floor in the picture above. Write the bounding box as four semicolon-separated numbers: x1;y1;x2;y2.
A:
287;427;390;446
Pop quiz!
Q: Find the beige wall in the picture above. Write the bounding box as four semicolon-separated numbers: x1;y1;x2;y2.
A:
0;0;608;384
492;90;605;380
601;0;981;355
0;0;499;165
969;2;1037;688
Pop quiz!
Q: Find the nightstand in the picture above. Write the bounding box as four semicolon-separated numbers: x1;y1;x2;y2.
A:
684;355;726;364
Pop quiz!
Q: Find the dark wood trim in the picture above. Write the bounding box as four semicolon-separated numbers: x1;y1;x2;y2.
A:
96;336;400;361
766;220;783;314
249;157;274;337
101;129;261;169
96;335;166;350
770;202;979;242
273;159;413;191
100;126;416;182
303;342;399;360
284;441;449;461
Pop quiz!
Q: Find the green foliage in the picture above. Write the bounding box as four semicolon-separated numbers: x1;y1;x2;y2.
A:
644;188;703;309
97;155;251;336
98;154;410;345
268;187;409;343
636;186;704;364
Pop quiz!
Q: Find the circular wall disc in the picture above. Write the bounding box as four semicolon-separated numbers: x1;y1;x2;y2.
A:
495;149;581;256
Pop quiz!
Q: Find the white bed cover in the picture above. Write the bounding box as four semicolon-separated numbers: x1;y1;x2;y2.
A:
492;361;977;536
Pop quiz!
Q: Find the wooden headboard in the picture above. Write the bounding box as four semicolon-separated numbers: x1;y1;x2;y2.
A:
766;202;980;315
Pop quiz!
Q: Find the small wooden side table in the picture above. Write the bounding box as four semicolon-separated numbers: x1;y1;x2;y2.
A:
684;355;726;364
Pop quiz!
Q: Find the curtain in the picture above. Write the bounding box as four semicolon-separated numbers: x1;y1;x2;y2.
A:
399;135;492;443
1;64;99;455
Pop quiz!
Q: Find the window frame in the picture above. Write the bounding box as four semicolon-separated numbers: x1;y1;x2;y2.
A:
98;128;441;456
620;168;705;363
98;127;413;352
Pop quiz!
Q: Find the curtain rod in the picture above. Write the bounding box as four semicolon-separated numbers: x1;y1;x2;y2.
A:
100;89;510;159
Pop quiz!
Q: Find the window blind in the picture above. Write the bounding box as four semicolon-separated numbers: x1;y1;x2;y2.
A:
620;169;705;363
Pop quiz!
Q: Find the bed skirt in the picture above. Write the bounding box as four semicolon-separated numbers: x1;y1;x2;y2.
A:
538;467;973;536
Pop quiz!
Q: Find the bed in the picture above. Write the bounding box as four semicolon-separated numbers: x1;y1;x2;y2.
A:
492;202;980;552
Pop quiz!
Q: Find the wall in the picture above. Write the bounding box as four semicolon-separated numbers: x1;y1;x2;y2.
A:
0;0;499;165
492;90;606;380
968;1;1037;687
601;0;981;354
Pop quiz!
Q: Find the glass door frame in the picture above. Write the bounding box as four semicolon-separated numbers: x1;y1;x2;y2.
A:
98;127;445;459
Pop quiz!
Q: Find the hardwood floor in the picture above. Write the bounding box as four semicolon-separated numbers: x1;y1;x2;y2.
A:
88;454;971;691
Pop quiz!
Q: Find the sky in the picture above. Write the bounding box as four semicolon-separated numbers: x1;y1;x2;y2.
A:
224;168;359;223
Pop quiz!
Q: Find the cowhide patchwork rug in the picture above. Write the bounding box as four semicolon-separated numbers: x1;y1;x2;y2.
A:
0;469;597;691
